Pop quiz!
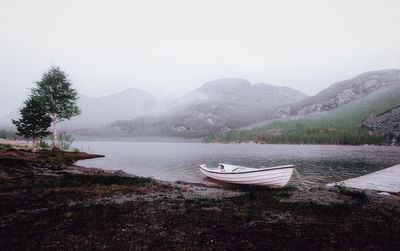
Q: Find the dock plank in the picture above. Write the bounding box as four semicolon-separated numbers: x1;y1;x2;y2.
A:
327;164;400;193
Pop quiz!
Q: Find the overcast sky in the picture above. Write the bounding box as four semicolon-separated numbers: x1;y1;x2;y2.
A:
1;0;400;116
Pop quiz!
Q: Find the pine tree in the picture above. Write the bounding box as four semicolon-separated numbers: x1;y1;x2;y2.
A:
32;66;80;148
12;96;52;145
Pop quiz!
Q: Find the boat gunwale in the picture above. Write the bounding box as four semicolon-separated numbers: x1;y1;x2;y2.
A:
199;164;295;175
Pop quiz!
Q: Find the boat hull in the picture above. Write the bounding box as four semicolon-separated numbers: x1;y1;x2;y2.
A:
199;164;294;188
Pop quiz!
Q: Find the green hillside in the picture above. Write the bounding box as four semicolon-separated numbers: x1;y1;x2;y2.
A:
203;86;400;145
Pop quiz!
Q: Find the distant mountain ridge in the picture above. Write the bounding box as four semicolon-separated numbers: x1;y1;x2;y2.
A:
0;88;161;129
4;69;399;142
63;88;160;128
106;78;308;137
274;69;400;118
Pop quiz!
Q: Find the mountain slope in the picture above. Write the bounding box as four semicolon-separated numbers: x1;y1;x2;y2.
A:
205;84;400;145
274;69;400;118
108;78;308;137
63;88;160;128
362;106;400;143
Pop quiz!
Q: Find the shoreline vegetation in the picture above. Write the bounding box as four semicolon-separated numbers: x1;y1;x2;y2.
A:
203;127;394;146
0;148;399;250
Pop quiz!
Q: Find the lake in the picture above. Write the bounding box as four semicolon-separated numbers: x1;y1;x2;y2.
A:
74;141;400;187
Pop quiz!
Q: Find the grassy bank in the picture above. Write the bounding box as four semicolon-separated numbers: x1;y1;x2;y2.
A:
204;86;400;145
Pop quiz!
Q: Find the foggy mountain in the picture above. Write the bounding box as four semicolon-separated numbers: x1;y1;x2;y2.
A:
62;88;160;128
4;70;399;140
0;110;18;128
103;78;308;137
274;69;400;118
0;88;161;129
205;69;400;144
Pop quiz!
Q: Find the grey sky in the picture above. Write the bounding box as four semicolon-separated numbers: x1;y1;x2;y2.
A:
1;0;400;116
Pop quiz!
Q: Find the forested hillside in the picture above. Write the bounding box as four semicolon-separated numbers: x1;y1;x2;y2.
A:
204;85;400;145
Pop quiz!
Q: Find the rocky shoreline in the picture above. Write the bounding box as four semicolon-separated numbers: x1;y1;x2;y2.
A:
0;149;399;250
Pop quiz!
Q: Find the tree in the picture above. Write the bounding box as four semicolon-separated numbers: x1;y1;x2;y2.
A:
32;66;80;148
12;96;52;145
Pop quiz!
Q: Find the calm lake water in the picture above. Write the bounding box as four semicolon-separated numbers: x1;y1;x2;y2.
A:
74;141;400;187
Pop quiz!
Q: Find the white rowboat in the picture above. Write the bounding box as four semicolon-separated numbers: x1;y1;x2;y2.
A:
199;163;295;188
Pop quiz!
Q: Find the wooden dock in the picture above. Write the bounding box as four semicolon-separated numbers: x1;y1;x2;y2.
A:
327;164;400;193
